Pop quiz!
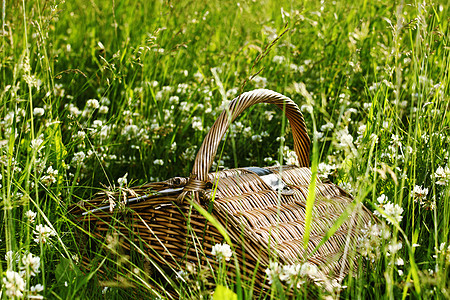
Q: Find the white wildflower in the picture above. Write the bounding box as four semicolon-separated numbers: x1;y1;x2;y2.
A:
31;283;44;293
290;63;300;72
25;210;37;223
265;261;282;284
226;88;238;98
411;185;428;202
279;264;300;285
318;162;336;179
375;198;403;225
251;134;262;142
251;75;268;88
262;25;278;42
169;95;179;104
264;110;275;121
170;142;177;152
300;104;313;114
33;107;45;117
21;252;41;276
31;137;44;151
5;251;19;265
33;224;57;244
391;134;402;146
377;194;388;204
387;242;402;256
299;262;320;280
66;103;81;116
266;262;322;288
99;105;109;114
77;131;86;139
153;159;164;166
122;124;140;139
358;221;391;261
118;173;128;187
320;122;334;131
264;157;273;163
314;130;324;140
100;97;111;105
194;71;204;82
395;257;404;266
273;55;285;64
176;270;188;281
181;146;197;161
53;83;65;97
434;166;450;185
336;127;354;149
92;119;103;128
99;125;109;140
2;270;25;298
283;146;299;166
434;242;450;262
86;99;100;109
72;151;86;164
357;124;366;136
211;243;233;261
41;166;58;186
191;116;203;131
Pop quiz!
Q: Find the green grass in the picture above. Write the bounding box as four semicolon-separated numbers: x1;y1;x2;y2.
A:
1;0;449;298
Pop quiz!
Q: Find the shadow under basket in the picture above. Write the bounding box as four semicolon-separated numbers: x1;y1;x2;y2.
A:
70;89;374;296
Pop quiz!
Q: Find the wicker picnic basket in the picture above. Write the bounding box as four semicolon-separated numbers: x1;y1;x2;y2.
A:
71;89;373;295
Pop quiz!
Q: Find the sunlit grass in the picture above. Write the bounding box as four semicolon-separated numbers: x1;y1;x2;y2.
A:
1;0;449;298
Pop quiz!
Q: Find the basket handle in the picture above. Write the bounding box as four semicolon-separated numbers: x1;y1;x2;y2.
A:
179;89;310;202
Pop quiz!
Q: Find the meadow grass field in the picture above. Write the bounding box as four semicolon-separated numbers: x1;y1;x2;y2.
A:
1;0;450;299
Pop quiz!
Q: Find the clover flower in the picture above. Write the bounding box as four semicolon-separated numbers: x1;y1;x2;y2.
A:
33;224;57;244
320;122;334;131
318;162;337;179
411;185;429;201
434;242;450;263
30;137;44;151
282;146;299;166
72;151;86;165
25;210;37;223
5;251;19;265
251;76;268;88
117;173;128;187
211;243;232;261
383;202;404;224
358;221;391;261
33;107;45;117
41;166;58;186
273;55;286;64
265;261;282;284
2;270;25;298
31;283;44;293
434;166;450;185
191;116;203;131
374;194;403;225
66;103;81;116
21;252;41;276
336;127;354;149
99;105;109;114
265;261;322;288
153;159;164;166
86;99;100;109
387;242;403;256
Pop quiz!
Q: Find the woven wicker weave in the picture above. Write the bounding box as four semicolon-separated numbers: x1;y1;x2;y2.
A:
71;89;373;294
